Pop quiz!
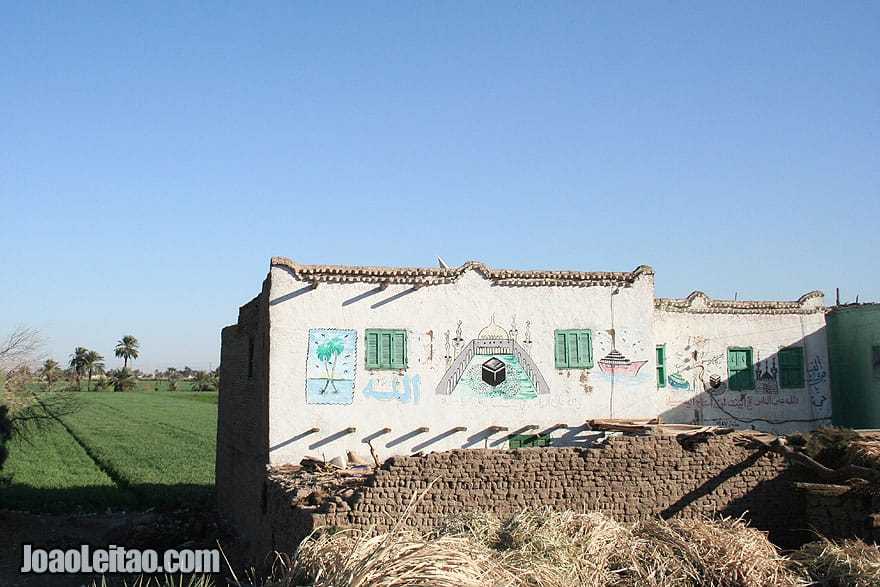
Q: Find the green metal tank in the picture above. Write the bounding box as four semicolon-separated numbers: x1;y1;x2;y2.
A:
827;303;880;428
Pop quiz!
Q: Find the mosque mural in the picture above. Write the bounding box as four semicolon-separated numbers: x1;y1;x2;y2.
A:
436;315;548;400
306;328;357;405
755;357;779;394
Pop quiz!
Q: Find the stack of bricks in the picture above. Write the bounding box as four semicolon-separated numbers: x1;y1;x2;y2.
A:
267;434;817;554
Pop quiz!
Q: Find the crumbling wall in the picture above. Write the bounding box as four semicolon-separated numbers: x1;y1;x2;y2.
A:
267;435;815;556
799;483;880;542
217;279;272;563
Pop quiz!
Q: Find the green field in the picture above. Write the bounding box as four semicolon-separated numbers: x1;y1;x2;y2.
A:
0;392;217;513
33;379;214;393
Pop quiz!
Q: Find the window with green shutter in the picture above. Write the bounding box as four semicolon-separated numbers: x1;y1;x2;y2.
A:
727;347;755;391
554;329;593;368
656;345;666;388
365;329;407;370
778;347;805;389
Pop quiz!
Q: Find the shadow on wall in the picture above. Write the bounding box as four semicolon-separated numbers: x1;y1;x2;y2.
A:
719;474;813;548
657;329;831;433
269;424;605;458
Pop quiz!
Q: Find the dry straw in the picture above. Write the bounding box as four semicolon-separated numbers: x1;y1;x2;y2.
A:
291;478;518;587
846;440;880;471
790;537;880;587
291;506;831;587
492;508;629;586
631;516;806;587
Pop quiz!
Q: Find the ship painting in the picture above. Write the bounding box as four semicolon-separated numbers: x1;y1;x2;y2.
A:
667;372;690;389
597;349;648;376
600;303;647;377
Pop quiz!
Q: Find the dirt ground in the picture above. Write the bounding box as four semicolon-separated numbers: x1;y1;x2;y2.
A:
0;507;242;587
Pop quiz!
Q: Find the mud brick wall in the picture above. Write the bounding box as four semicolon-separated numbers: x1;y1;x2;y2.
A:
800;483;880;543
268;435;816;554
217;282;272;561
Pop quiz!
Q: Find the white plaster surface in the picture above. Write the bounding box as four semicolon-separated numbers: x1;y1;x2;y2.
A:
258;262;830;465
654;306;831;435
267;266;658;464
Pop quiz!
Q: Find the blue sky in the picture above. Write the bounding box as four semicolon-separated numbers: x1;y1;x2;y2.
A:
2;3;878;371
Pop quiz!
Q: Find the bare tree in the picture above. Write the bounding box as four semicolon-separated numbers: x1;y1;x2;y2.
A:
0;327;79;440
0;326;44;372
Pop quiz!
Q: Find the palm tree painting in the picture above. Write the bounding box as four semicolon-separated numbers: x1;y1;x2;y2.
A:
306;329;356;405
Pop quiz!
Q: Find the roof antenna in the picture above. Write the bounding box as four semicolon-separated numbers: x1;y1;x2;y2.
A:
438;256;449;269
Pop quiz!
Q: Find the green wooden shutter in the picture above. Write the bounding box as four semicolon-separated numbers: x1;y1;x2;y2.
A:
567;332;579;366
658;345;666;387
379;332;392;368
365;331;379;369
555;331;568;368
728;348;754;391
555;330;592;368
366;329;406;370
727;349;742;390
391;330;407;369
576;330;592;367
779;347;804;388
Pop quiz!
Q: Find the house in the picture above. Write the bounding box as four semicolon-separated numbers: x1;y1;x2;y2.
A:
655;290;830;431
216;257;832;549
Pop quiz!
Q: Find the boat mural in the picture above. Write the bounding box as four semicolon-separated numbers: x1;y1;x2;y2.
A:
597;349;647;376
667;372;690;389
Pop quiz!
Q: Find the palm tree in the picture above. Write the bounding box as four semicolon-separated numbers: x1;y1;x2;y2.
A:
114;335;139;369
191;370;217;392
109;367;137;392
84;350;105;391
167;368;180;392
316;337;345;394
69;347;88;390
39;359;61;390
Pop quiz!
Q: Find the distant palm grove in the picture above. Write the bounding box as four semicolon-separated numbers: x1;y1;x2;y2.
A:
40;335;219;393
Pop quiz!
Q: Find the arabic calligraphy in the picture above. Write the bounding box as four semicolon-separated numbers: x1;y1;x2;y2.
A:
807;355;830;410
807;356;827;386
665;392;800;411
362;374;421;406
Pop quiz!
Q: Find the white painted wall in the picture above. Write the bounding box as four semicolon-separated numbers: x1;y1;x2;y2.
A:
267;266;658;465
654;299;831;435
254;260;830;465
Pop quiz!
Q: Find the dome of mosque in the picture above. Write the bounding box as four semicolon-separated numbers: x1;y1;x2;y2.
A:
478;315;508;339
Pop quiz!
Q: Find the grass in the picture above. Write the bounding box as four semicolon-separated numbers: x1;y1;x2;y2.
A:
0;418;132;512
27;379;216;393
0;391;217;512
132;380;217;393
